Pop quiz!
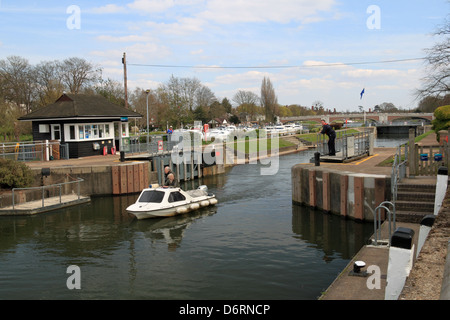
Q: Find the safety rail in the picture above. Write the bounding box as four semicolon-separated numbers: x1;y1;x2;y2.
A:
1;141;63;161
317;129;372;159
122;134;183;155
372;201;396;246
391;143;408;204
11;178;84;210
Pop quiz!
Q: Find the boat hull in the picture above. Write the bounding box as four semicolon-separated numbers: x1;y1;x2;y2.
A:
127;196;217;220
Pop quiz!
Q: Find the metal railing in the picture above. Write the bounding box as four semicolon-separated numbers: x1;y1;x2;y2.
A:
1;141;63;162
391;143;408;203
317;129;372;159
122;132;204;156
372;201;396;246
11;178;84;209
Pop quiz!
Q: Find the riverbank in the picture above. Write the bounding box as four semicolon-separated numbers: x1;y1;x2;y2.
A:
1;132;447;300
317;131;449;300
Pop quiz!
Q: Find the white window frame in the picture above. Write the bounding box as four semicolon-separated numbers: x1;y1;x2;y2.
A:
64;122;118;142
51;124;61;141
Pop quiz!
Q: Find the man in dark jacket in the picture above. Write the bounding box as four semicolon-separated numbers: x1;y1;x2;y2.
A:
320;119;336;156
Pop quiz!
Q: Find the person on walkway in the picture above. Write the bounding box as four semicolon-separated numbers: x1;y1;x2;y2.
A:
320;119;336;156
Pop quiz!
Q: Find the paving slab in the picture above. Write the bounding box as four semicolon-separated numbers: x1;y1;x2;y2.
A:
320;222;420;300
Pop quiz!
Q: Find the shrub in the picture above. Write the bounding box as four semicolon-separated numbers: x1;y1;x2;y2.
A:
0;158;34;189
432;105;450;141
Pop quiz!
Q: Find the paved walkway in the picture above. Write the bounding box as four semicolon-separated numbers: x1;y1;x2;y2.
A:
0;194;90;216
320;131;446;300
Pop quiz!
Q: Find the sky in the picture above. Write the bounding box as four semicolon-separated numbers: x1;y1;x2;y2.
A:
0;0;449;112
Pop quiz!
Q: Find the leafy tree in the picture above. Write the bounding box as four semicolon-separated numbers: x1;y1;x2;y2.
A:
261;77;278;122
432;104;450;140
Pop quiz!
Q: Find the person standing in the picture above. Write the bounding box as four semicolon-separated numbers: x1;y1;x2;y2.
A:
320;119;336;156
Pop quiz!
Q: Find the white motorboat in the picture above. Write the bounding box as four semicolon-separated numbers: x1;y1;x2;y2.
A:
126;185;218;220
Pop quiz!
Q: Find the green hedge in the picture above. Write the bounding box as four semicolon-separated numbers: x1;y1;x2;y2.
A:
432;105;450;141
0;158;34;189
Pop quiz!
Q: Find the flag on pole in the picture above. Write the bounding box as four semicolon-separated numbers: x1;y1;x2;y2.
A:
360;88;365;100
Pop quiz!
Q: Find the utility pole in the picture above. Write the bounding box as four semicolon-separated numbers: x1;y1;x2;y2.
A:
122;52;128;109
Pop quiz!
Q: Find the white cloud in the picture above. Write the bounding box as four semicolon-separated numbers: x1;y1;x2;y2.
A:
90;4;126;14
144;17;206;35
127;0;176;13
198;0;337;24
97;34;156;43
343;69;403;79
90;42;171;63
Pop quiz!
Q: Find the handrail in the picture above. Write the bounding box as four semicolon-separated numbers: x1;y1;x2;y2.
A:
373;201;396;246
373;205;390;246
316;128;371;159
12;178;84;209
391;143;408;204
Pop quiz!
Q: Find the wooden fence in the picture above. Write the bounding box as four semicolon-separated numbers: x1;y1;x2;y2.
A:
409;129;450;177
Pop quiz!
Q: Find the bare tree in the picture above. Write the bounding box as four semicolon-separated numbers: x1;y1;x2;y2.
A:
232;90;260;106
59;57;102;94
94;78;126;107
0;56;36;113
418;17;450;98
260;77;278;122
181;77;201;112
196;85;217;109
34;60;65;109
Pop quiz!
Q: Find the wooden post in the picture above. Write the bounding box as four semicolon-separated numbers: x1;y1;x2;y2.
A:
354;176;364;221
122;52;128;109
323;172;330;212
309;170;316;208
340;175;348;217
408;129;416;177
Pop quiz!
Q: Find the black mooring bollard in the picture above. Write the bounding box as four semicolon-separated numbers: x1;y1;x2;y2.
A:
314;152;320;166
120;151;125;162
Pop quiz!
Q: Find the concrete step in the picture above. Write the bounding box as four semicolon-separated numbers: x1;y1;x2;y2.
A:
395;210;433;224
397;184;436;193
395;200;434;212
396;191;435;202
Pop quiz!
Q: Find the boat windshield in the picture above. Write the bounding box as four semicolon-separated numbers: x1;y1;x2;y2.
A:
138;190;165;203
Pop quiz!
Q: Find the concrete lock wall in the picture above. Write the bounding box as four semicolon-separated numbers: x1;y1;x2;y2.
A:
292;164;390;222
28;161;151;197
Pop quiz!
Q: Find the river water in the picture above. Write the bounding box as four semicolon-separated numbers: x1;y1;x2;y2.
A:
1;145;394;300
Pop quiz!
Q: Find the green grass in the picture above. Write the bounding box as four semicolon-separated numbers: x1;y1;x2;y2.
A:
295;129;360;143
232;137;295;153
414;129;434;143
377;130;436;167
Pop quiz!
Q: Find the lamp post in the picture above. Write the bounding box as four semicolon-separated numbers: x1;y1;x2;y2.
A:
146;89;150;147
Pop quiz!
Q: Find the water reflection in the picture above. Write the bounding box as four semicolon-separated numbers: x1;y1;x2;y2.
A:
133;207;218;251
291;205;372;263
0;150;376;300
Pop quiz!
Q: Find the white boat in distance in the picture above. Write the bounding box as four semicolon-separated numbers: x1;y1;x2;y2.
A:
126;185;218;220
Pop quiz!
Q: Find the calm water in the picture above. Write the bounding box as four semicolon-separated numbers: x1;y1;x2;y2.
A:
0;151;375;300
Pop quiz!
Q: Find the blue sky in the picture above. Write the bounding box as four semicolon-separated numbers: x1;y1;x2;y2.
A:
0;0;448;112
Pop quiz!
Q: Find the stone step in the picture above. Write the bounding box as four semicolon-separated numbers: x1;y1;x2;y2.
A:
395;200;434;212
395;210;433;224
397;184;436;193
396;192;435;202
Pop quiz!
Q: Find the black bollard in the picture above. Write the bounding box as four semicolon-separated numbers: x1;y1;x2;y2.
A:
120;151;125;162
314;152;320;166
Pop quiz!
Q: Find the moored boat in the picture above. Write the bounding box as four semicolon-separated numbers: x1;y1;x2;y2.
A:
126;185;218;220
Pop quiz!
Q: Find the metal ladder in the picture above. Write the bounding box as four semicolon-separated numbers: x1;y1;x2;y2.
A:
372;201;396;246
